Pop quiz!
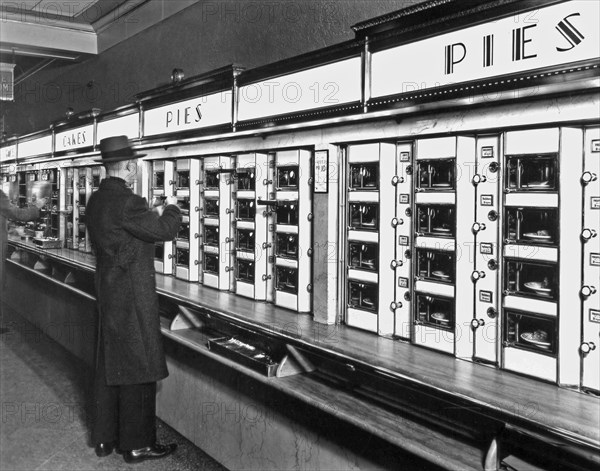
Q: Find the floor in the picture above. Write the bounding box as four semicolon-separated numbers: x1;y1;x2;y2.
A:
0;303;228;471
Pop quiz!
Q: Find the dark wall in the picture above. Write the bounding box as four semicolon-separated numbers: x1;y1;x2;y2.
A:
3;0;419;137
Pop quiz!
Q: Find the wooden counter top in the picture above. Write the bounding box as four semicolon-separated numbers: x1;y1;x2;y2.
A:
8;237;600;455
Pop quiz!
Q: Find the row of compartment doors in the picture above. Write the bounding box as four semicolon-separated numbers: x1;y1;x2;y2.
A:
144;150;313;313
343;127;599;390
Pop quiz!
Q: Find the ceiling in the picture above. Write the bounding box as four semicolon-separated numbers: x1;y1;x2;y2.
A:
0;0;142;86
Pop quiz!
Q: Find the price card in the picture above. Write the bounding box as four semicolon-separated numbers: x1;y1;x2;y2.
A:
314;150;328;193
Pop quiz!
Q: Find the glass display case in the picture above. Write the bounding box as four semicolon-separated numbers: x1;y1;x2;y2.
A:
506;154;558;191
204;226;219;246
504;207;557;245
349;242;378;272
152;162;165;190
276;266;298;294
348;281;378;313
416;205;455;237
204;198;220;217
236;229;255;252
205;169;220;189
236;168;256;191
504;311;557;355
416;249;455;284
350;163;378;190
237;199;255;221
415;294;454;330
504;259;557;300
349;203;378;231
276;165;299;189
416;159;455;190
275;233;298;259
175;247;189;267
236;258;255;283
275;201;299;226
204;253;219;274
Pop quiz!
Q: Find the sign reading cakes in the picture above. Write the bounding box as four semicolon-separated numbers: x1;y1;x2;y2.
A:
55;125;93;152
371;0;600;98
143;91;232;137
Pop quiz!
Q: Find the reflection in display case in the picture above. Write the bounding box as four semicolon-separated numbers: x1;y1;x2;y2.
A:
416;249;455;284
350;163;378;190
416;205;455;237
504;310;556;355
348;281;378;312
415;294;454;331
504;207;557;245
506;154;558;191
504;259;557;300
349;203;378;231
276;266;298;294
416;159;455;190
349;242;378;272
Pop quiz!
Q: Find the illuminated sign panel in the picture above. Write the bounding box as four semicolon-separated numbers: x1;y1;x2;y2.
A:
0;144;16;162
371;0;600;98
97;113;139;141
19;135;52;158
144;91;232;137
238;57;361;121
55;125;94;152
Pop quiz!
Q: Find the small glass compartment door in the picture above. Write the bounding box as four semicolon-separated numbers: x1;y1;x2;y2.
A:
350;163;378;190
276;165;299;190
416;249;455;283
204;253;219;274
506;155;558;191
416;294;454;330
236;259;255;283
504;311;556;355
236;229;255;252
236;168;256;191
349;203;378;231
416;205;455;237
276;266;298;294
504;259;557;300
505;207;557;245
349;242;378;272
175;247;189;267
275;201;299;226
204;199;220;218
416;159;455;190
204;226;219;247
348;281;378;313
275;233;298;259
237;199;255;221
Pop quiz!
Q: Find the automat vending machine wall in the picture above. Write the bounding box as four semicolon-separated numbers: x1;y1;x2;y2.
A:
266;150;313;312
500;128;584;385
201;156;233;290
581;126;600;393
412;137;476;355
172;159;201;281
231;153;271;300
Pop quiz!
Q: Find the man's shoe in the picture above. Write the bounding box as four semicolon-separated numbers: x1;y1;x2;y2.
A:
123;443;177;463
94;442;115;457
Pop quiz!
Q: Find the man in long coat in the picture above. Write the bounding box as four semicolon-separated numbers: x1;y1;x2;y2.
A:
86;136;181;463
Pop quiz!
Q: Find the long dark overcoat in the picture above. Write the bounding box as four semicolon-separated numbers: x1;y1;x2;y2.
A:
86;177;180;385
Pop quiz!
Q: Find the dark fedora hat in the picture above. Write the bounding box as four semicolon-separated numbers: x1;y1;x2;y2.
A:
95;135;146;163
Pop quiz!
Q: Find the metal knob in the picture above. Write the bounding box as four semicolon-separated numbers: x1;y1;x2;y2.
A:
472;174;487;185
486;307;497;319
390;260;403;269
488;162;499;173
391;176;404;186
194;233;200;239
194;260;200;265
581;171;597;185
225;208;234;214
225;266;233;272
488;210;498;222
262;242;272;249
261;274;272;281
390;301;402;311
472;222;486;234
580;285;597;298
263;179;273;185
471;318;485;329
580;342;596;355
169;180;176;185
225;237;234;243
405;165;413;176
487;259;498;270
194;206;200;212
167;254;173;259
581;228;597;241
391;217;404;228
471;270;486;281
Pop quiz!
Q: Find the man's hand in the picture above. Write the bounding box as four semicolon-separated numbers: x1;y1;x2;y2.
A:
34;197;48;209
152;205;165;217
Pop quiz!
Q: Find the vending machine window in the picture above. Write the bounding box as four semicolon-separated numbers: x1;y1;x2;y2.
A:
276;165;299;189
276;266;298;294
176;169;190;189
175;247;189;267
177;222;190;241
155;243;164;260
204;199;220;218
236;168;256;190
275;201;299;226
236;259;255;283
348;281;378;312
237;199;255;221
415;294;454;330
416;159;455;190
204;226;219;246
506;154;558;191
275;233;299;259
416;205;455;237
152;165;164;189
236;229;255;252
92;167;102;189
349;203;378;231
204;253;219;274
504;311;557;355
349;242;378;272
504;207;557;245
504;259;557;300
205;170;220;189
350;163;379;190
416;249;455;283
